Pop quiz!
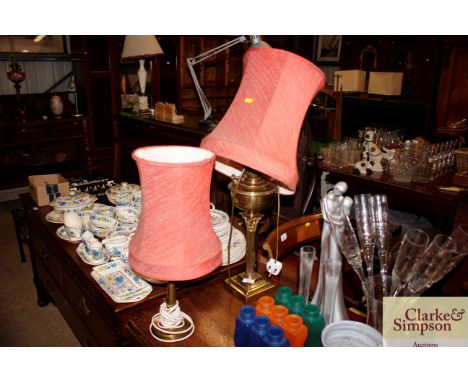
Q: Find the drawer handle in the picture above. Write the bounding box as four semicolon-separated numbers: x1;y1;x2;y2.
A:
78;296;91;316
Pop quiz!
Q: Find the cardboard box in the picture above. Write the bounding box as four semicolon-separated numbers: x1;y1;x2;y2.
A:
333;70;366;92
29;174;69;206
368;72;404;96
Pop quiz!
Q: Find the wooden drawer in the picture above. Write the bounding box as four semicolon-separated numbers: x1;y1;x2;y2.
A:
30;229;63;286
34;259;101;346
3;121;83;145
62;272;119;346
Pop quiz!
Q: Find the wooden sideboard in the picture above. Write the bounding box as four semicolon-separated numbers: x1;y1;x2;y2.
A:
21;193;170;346
21;193;248;346
0;116;94;190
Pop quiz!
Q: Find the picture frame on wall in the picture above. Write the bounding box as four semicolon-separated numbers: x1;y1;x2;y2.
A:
316;35;342;63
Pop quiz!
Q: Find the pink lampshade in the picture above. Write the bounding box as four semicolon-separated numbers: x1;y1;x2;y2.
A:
128;146;222;281
200;47;326;194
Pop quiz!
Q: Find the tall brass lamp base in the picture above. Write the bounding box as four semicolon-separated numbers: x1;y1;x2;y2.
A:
225;271;276;303
225;171;277;302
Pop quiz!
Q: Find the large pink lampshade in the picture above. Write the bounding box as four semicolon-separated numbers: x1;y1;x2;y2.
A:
128;146;222;282
200;47;326;194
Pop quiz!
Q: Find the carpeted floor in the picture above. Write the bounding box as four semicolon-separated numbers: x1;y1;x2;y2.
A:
0;199;80;346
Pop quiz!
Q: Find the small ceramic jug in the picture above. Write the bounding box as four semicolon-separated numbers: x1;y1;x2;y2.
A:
50;95;64;117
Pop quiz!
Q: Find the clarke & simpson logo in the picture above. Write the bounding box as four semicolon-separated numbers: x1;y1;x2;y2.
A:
383;297;468;347
393;307;465;336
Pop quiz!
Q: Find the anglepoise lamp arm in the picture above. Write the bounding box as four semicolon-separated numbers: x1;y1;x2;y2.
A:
186;35;265;121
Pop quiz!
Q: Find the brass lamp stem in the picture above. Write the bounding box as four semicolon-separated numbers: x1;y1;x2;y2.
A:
166;282;176;308
224;170;278;301
240;211;263;279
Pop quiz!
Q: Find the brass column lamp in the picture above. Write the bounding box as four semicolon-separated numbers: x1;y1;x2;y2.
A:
225;171;278;300
201;45;327;303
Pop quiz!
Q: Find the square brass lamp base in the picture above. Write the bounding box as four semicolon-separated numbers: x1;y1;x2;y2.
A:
225;271;276;303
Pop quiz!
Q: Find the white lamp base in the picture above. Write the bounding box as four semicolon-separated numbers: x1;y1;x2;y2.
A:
138;96;149;112
137;59;147;95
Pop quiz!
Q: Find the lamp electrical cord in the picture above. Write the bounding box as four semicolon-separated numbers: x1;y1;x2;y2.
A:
149;300;195;343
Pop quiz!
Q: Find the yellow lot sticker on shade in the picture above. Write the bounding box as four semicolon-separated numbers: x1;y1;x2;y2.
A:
244;98;253;104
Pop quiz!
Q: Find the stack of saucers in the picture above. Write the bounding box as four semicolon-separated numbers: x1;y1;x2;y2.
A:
210;209;246;266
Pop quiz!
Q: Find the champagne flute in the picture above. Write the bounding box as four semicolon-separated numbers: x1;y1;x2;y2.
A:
327;199;372;319
390;228;430;296
406;234;457;295
372;194;391;296
354;194;376;323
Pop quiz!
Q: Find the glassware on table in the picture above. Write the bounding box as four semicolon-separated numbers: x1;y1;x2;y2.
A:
372;194;392;297
390;228;430;296
353;193;376;324
406;234;458;296
392;144;413;183
319;145;332;166
406;224;468;296
328;203;366;285
322;259;342;325
327;200;372;321
298;245;317;304
365;274;391;333
412;144;433;183
449;223;468;255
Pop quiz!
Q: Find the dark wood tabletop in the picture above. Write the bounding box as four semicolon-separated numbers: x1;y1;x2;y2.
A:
125;254;300;347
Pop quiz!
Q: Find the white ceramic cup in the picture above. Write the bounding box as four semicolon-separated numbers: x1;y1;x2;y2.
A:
64;211;83;239
321;320;383;347
88;239;103;260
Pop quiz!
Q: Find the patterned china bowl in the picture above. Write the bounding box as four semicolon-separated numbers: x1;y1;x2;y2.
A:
106;182;140;206
50;191;97;215
114;206;139;225
102;235;130;259
105;226;137;239
89;212;119;238
92;204;115;216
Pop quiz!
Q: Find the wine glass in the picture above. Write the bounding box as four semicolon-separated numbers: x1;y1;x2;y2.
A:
390;228;430;296
406;234;458;295
372;194;392;296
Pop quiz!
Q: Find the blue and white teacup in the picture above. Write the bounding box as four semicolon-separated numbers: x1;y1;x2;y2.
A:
102;235;129;259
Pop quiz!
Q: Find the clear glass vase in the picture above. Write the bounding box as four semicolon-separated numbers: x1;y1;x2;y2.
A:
298;245;317;303
322;259;342;325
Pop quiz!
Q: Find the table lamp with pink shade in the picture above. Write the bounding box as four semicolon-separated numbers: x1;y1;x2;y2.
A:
201;47;326;301
128;145;222;342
